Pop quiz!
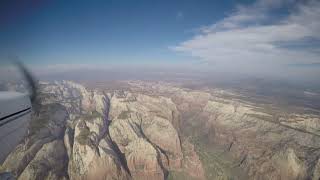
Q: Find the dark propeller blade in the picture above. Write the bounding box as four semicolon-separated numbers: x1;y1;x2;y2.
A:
8;56;38;104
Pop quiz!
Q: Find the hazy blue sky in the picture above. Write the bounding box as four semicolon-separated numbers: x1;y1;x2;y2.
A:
1;0;320;81
0;0;242;65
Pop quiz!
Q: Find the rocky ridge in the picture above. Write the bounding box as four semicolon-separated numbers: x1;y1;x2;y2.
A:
1;81;204;180
128;81;320;180
2;80;320;180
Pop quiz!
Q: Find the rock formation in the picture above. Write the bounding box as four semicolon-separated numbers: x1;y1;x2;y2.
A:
129;81;320;180
1;81;202;180
2;80;319;180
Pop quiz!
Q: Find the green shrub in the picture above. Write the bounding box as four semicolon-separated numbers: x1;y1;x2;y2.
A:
117;110;131;119
167;171;191;180
76;127;90;145
82;110;102;120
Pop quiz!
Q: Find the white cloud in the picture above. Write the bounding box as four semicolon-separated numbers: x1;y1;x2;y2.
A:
172;0;320;77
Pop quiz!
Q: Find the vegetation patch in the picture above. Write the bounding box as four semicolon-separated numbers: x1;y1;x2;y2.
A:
180;116;247;180
81;110;102;120
76;127;91;145
247;113;274;121
155;114;168;119
29;116;49;135
117;110;132;119
189;135;248;180
136;164;144;170
121;97;137;102
167;171;191;180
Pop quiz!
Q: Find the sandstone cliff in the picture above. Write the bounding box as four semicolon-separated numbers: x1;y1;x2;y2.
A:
1;81;204;180
3;80;319;180
129;81;320;180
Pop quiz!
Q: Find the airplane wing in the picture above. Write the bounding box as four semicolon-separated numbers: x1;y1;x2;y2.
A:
0;92;32;163
0;61;37;164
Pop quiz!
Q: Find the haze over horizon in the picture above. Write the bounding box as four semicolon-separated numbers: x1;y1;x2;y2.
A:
1;0;320;83
2;2;320;179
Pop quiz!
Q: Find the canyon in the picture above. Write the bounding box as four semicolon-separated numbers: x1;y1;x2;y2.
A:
1;80;320;180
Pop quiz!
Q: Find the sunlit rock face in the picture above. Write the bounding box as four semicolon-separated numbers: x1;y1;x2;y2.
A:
18;140;68;180
109;92;183;173
1;81;203;180
3;80;319;180
39;81;108;120
68;117;130;180
181;140;205;179
200;98;320;180
129;81;320;180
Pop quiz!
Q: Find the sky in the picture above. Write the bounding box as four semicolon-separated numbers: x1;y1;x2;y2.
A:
0;0;320;82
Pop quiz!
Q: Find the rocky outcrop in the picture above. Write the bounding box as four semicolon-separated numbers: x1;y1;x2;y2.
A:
39;81;108;119
68;116;130;180
181;140;205;179
1;81;206;180
1;81;125;180
125;138;165;180
109;92;184;179
128;81;320;180
201;98;320;180
18;140;68;180
312;159;320;180
141;115;182;169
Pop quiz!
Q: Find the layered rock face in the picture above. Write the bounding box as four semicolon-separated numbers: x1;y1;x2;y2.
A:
201;99;320;180
67;117;130;180
1;81;204;180
2;80;319;180
129;81;320;180
108;92;183;179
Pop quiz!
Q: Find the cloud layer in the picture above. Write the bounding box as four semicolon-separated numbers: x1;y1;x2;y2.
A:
173;0;320;78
